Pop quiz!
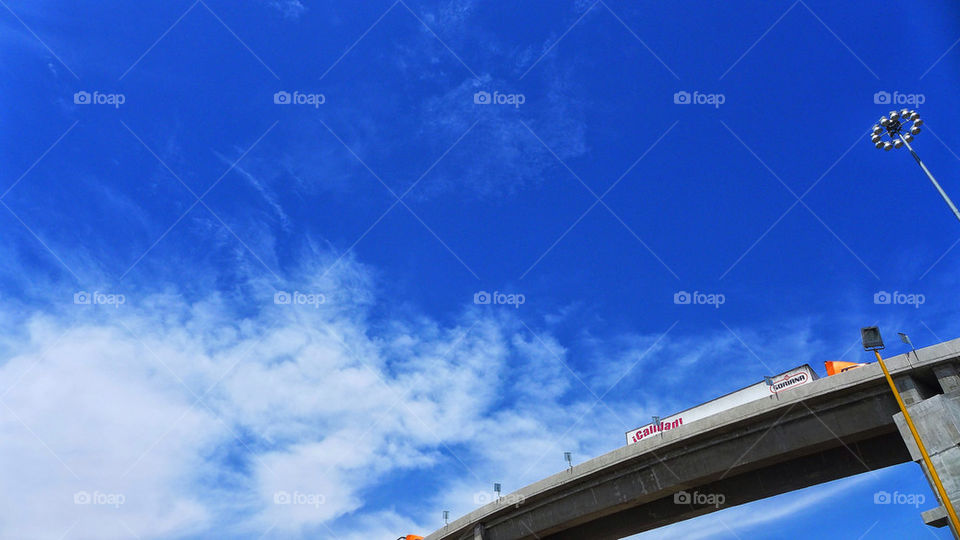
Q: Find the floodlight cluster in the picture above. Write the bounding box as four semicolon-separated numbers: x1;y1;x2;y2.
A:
871;109;923;151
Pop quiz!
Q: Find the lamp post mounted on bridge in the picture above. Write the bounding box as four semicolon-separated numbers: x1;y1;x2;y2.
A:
861;326;960;534
871;110;960;224
652;415;664;438
899;332;920;361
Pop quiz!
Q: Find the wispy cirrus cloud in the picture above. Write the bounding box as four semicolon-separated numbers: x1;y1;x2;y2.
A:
268;0;307;20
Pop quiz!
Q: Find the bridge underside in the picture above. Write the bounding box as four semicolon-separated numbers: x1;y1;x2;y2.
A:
484;385;910;540
549;431;909;539
430;345;960;540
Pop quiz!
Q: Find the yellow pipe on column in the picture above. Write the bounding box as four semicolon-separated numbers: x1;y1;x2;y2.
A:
874;349;960;536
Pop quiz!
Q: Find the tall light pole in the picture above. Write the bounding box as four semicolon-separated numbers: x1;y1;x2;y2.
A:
872;109;960;224
861;326;960;535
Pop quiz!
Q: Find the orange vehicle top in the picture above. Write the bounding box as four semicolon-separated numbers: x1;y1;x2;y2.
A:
824;360;868;376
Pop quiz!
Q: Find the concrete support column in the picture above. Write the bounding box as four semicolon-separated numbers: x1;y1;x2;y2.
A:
893;391;960;538
473;524;485;540
935;363;960;395
894;374;939;405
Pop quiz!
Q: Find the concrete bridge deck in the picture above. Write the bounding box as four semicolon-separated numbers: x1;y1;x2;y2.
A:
426;338;960;540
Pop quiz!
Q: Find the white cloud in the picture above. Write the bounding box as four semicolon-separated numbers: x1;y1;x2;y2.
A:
0;252;869;539
0;256;629;539
0;321;217;539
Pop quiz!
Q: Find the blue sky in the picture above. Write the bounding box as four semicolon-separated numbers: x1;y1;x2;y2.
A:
2;0;960;538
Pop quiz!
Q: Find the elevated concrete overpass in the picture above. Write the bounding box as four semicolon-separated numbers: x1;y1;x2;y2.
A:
427;338;960;540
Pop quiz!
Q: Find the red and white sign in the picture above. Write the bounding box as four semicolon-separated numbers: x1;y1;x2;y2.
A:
626;365;818;445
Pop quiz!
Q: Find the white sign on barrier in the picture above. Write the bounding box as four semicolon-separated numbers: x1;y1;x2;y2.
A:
626;365;818;445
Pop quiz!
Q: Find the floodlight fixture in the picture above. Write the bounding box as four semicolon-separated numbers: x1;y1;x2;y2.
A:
870;111;960;223
861;326;884;351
